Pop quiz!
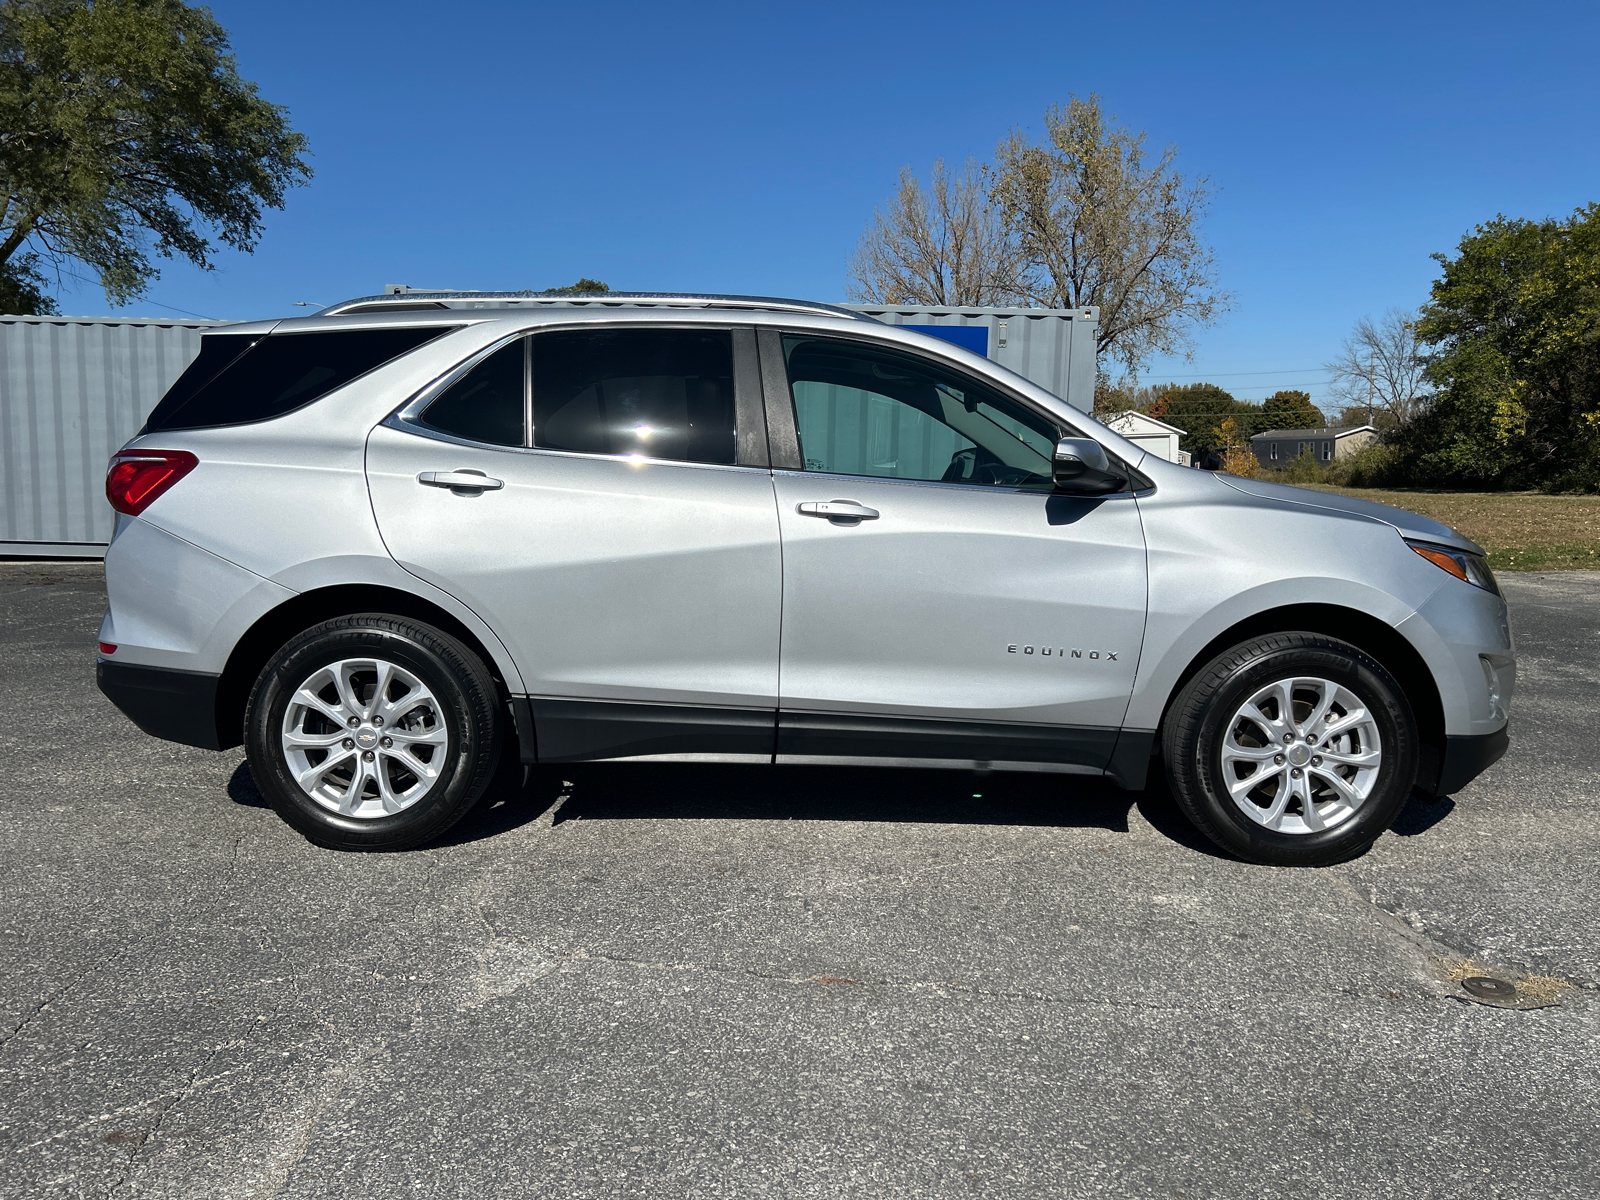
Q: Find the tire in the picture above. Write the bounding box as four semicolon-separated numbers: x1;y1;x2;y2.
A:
245;614;502;851
1162;632;1417;866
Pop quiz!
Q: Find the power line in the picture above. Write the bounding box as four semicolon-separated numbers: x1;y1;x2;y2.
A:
1144;367;1331;378
131;298;221;320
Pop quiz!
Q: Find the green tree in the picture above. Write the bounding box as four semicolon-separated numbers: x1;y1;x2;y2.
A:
988;95;1231;375
1259;389;1326;430
1144;382;1261;455
0;0;311;311
544;278;610;294
0;251;54;313
1403;204;1600;489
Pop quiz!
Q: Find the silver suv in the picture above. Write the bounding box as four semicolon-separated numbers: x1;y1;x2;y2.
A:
96;293;1513;865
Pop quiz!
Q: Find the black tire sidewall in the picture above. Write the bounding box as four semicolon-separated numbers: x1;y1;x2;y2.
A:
246;618;496;850
1172;637;1416;865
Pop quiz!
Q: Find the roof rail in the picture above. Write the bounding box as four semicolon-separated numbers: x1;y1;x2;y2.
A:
318;289;878;322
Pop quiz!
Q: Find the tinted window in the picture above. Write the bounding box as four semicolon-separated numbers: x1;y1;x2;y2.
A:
420;339;525;447
143;327;449;432
782;336;1061;489
142;333;262;429
532;329;735;464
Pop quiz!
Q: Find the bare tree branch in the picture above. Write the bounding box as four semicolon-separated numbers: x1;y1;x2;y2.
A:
1325;309;1431;427
987;95;1231;376
847;158;1025;306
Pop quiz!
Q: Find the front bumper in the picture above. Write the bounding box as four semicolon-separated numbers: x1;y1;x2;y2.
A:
1416;723;1510;797
97;660;224;751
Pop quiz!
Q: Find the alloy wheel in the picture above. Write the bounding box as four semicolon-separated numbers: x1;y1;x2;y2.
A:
1219;676;1382;835
279;657;449;819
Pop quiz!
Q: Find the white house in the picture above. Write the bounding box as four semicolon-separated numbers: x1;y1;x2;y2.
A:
1101;410;1189;465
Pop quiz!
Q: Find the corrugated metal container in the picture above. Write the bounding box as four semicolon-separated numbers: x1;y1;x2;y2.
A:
0;315;221;557
843;304;1099;412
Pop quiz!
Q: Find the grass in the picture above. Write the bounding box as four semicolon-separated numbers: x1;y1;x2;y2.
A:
1301;486;1600;572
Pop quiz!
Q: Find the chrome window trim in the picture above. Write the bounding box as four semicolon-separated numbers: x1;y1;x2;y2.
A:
378;412;764;477
771;467;1145;501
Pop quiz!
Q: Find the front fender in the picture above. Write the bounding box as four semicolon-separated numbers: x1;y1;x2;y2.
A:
1125;482;1446;732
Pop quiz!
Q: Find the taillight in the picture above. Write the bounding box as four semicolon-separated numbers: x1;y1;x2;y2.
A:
106;450;198;516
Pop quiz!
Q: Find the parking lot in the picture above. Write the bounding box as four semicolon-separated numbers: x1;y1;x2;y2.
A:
2;561;1597;1199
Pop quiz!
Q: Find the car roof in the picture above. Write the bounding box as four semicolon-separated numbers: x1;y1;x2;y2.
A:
212;293;882;339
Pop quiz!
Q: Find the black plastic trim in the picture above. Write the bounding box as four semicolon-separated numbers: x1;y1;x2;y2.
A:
776;710;1118;768
528;698;777;762
97;660;224;751
756;328;802;470
1105;728;1156;790
731;327;769;468
1426;725;1510;796
511;696;539;764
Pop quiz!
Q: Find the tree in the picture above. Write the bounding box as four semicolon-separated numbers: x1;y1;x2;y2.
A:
544;278;610;294
0;0;311;310
1259;389;1325;430
987;95;1231;374
1325;309;1430;428
1143;382;1260;456
848;158;1023;306
1215;415;1259;477
1399;205;1600;489
0;250;54;313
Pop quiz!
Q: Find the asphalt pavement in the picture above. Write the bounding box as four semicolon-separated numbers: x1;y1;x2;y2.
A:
2;562;1597;1199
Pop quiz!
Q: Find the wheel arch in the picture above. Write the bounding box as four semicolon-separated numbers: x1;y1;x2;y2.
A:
214;584;516;751
1152;603;1446;785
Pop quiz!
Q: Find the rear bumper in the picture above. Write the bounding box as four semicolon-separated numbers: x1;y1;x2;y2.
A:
1417;723;1510;797
97;660;223;751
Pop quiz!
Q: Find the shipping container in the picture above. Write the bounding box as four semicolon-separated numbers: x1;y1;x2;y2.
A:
842;304;1099;413
0;315;222;557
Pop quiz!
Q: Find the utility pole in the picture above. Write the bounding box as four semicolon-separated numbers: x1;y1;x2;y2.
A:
1366;349;1376;426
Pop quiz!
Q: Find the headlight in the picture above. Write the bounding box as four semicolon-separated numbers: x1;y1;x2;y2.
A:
1406;538;1500;595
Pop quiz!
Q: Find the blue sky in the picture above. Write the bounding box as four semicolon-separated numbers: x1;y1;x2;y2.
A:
49;0;1600;409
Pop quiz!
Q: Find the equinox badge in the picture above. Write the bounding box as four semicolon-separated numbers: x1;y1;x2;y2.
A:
1008;644;1118;661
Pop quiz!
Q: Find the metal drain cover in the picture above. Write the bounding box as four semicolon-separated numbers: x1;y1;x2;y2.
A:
1461;976;1518;1000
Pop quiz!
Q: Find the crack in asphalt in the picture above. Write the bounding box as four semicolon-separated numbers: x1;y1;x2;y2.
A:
103;1040;236;1200
1328;873;1588;1005
246;1042;387;1200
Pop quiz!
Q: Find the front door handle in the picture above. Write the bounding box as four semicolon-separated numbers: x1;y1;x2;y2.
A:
797;499;879;520
418;469;504;493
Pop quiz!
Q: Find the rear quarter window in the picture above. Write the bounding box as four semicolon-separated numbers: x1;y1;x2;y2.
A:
143;326;450;433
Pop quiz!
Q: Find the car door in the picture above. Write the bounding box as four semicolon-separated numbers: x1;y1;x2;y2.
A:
759;329;1148;771
366;323;782;762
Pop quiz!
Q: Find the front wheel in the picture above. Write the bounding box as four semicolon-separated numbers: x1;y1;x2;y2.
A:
1162;633;1418;866
245;614;502;851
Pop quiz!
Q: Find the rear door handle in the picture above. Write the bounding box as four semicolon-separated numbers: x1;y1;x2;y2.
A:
797;500;879;520
418;469;504;493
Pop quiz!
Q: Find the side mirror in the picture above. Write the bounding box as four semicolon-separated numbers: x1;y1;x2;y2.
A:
1052;437;1127;494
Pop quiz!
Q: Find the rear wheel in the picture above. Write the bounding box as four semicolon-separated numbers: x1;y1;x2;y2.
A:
245;614;501;851
1162;633;1417;866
